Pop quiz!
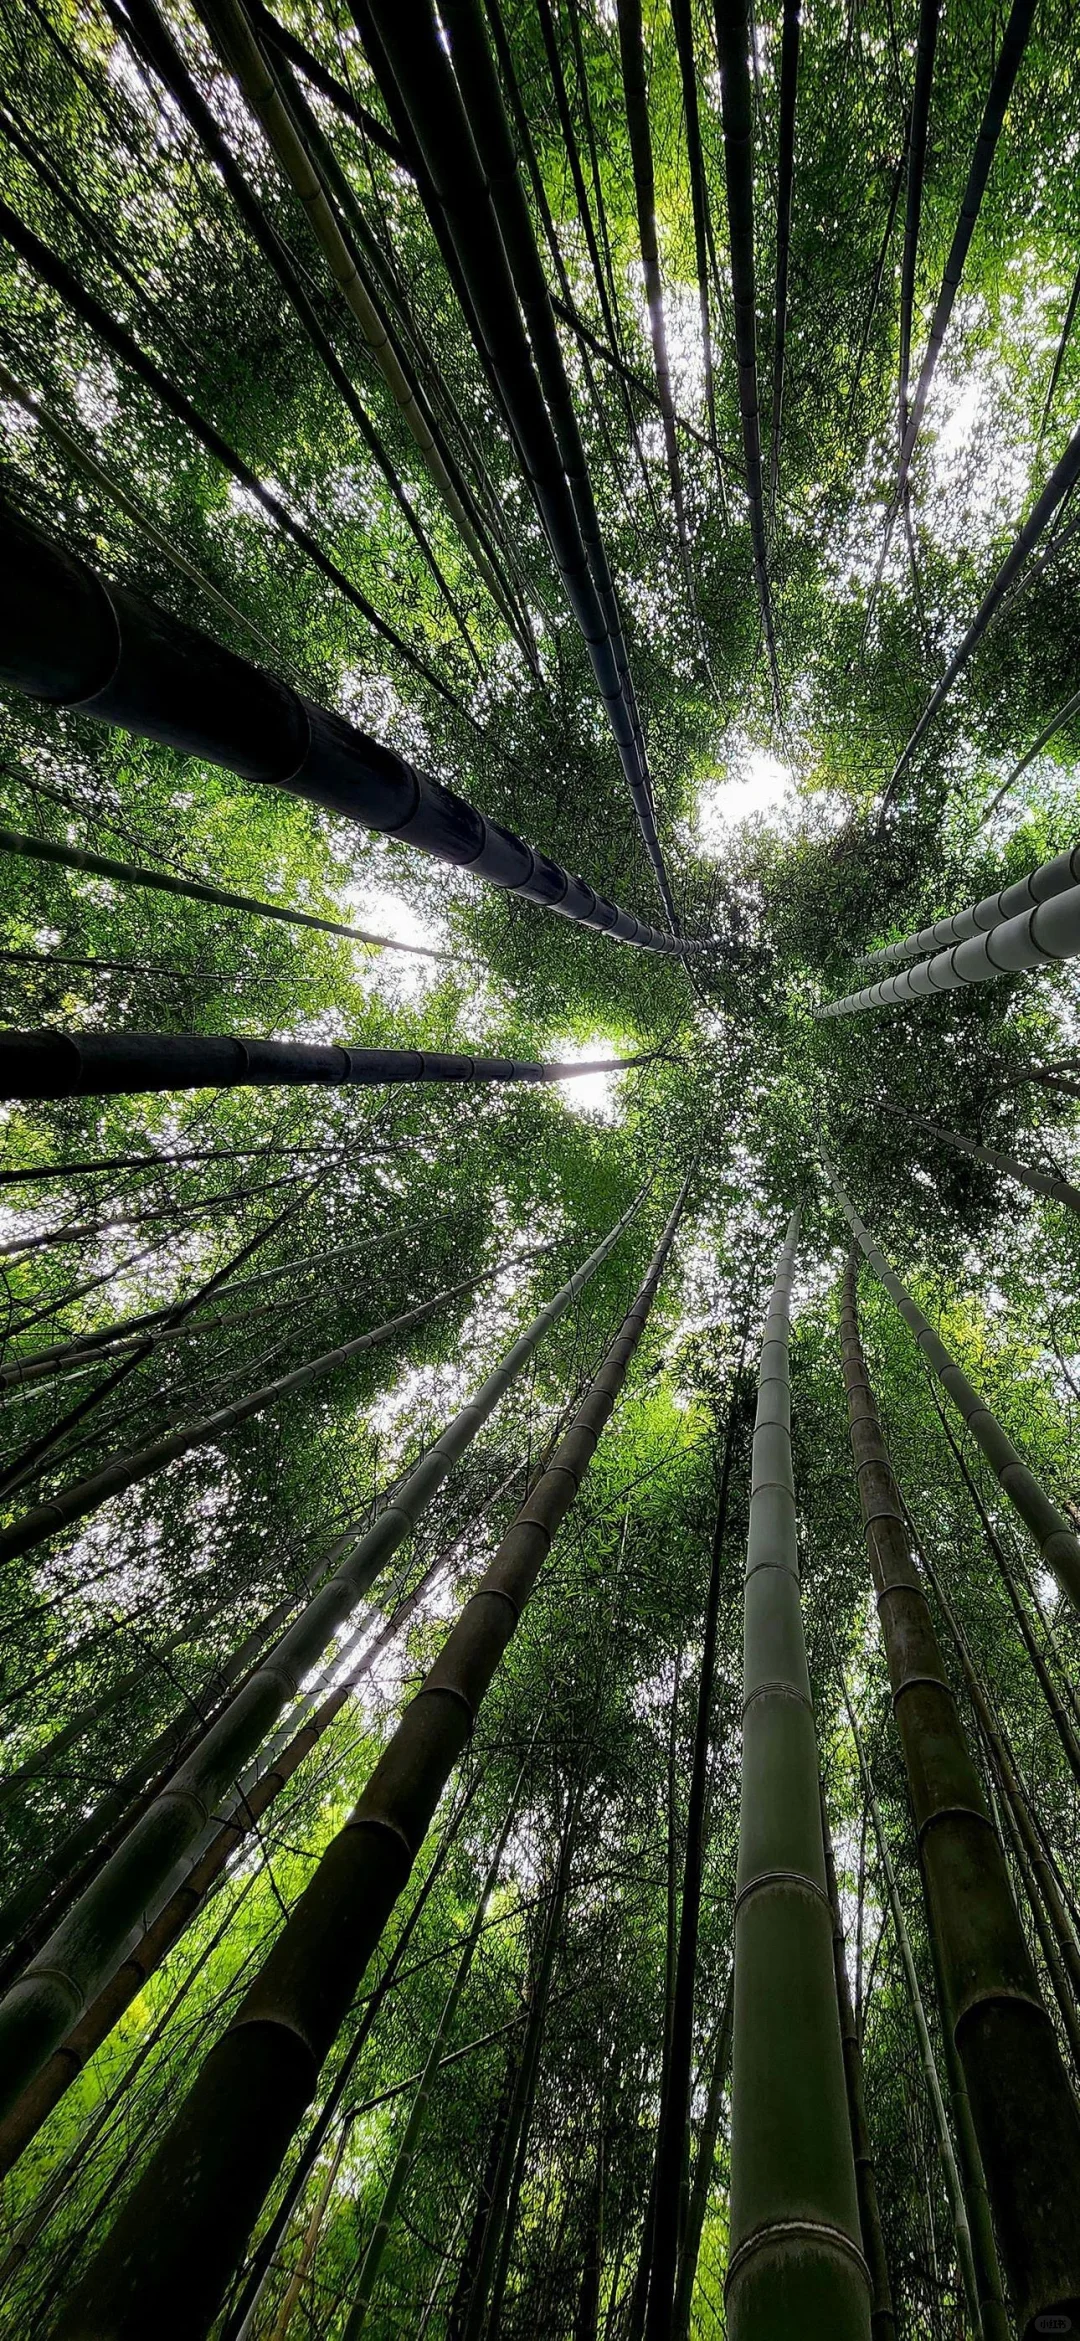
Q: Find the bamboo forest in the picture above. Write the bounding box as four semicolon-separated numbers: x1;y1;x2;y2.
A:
7;0;1080;2333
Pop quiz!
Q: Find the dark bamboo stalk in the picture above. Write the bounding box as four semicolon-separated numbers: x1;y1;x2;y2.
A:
617;0;695;596
0;1143;346;1193
838;1251;1080;2334
1038;260;1080;447
768;0;801;522
0;206;466;712
53;1180;689;2338
0;504;687;955
644;1384;744;2337
670;1974;733;2338
820;1786;896;2340
881;1100;1080;1219
712;0;781;712
0;1196;644;2128
0;1028;648;1103
246;0;406;161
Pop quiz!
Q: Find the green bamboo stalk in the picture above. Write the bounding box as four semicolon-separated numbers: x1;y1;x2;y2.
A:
52;1180;688;2336
342;1734;537;2329
671;1974;733;2339
727;1207;870;2339
823;1160;1080;1616
837;1677;987;2336
881;1101;1080;1218
0;1194;645;2125
837;1251;1080;2333
819;1786;895;2340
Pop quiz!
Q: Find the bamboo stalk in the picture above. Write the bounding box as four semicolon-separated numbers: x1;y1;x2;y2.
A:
837;1251;1080;2332
820;1786;896;2340
0;504;689;955
854;840;1080;970
0;1195;645;2126
881;1100;1080;1218
0;1028;650;1103
712;0;782;715
52;1178;689;2337
823;1162;1080;1616
727;1208;870;2337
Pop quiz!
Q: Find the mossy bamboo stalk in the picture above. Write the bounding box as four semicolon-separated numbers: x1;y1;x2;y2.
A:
53;1179;688;2338
824;1161;1080;1617
837;1251;1080;2334
0;206;464;712
855;841;1080;970
0;1194;644;2125
0;505;690;954
881;1101;1080;1218
727;1207;870;2339
819;1787;895;2340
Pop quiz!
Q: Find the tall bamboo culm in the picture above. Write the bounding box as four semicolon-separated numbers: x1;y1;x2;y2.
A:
726;1207;870;2339
823;1161;1080;1616
837;1249;1080;2336
54;1180;691;2338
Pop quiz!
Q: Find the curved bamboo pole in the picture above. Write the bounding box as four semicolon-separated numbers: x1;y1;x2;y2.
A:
838;1252;1080;2332
823;1161;1080;1616
727;1208;870;2339
0;505;690;955
52;1178;689;2338
0;1198;644;2130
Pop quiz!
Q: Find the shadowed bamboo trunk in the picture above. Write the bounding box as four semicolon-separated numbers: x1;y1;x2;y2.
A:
824;1161;1080;1616
882;1101;1080;1218
837;1248;1080;2335
727;1208;870;2338
671;1973;733;2339
53;1180;690;2337
0;1029;649;1103
342;1732;539;2331
819;1786;895;2340
839;1682;991;2336
0;1197;645;2124
644;1371;746;2338
0;504;687;954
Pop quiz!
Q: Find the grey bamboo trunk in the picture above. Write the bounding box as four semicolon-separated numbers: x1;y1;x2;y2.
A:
727;1207;871;2339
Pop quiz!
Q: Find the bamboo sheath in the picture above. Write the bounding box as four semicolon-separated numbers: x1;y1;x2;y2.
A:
0;1196;643;2125
823;1162;1080;1616
882;1101;1080;1217
838;1681;988;2336
855;841;1080;970
0;821;447;955
727;1208;870;2341
0;1028;646;1102
819;1789;896;2341
53;1178;689;2337
0;503;691;953
838;1255;1080;2336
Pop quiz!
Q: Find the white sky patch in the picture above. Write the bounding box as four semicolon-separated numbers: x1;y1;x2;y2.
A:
340;883;449;1005
547;1037;628;1122
695;748;795;847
